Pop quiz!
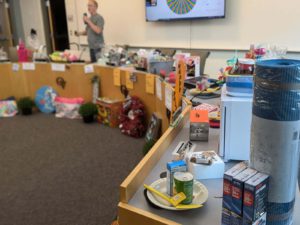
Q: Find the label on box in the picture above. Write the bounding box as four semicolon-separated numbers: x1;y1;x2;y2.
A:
156;76;162;100
243;173;269;222
165;84;173;111
84;64;94;74
113;68;121;86
232;168;257;216
51;63;66;72
221;208;231;225
146;74;155;94
22;63;35;71
12;63;19;72
125;71;134;89
242;212;267;225
231;211;242;225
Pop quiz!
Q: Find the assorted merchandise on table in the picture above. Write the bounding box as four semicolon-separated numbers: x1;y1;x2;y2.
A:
145;159;209;211
2;44;300;225
218;44;289;162
143;108;225;211
221;58;300;225
218;44;288;98
49;50;85;63
102;46;204;83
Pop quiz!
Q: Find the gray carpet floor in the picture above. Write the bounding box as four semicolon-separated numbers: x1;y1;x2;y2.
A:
0;113;145;225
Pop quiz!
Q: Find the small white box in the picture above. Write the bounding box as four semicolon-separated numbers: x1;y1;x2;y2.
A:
187;151;225;180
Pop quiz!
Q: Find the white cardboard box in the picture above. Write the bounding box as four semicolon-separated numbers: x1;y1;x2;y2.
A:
219;85;252;162
187;151;225;180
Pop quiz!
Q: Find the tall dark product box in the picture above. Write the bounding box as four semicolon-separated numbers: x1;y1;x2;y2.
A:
242;173;269;225
221;208;231;225
222;162;248;211
231;168;257;217
231;212;242;225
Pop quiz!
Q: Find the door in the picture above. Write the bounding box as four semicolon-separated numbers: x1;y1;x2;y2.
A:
46;0;70;51
0;0;13;52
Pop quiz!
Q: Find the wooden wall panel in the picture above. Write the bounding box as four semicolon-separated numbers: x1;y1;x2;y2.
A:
118;203;180;225
10;66;29;99
0;64;13;99
0;63;170;132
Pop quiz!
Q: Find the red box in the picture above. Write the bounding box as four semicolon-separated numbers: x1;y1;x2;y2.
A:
96;98;123;128
190;110;209;141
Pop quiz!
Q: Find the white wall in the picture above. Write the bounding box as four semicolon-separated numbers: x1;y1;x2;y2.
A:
65;0;300;77
19;0;46;47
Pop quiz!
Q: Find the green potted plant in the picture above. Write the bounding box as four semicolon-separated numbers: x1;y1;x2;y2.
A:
17;97;35;115
79;102;98;123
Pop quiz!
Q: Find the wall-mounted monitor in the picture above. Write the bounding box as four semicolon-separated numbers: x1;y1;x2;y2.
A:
146;0;225;21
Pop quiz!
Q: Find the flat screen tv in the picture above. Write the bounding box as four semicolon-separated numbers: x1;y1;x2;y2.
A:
146;0;225;21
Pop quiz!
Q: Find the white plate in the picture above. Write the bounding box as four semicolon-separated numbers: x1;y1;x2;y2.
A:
146;178;209;211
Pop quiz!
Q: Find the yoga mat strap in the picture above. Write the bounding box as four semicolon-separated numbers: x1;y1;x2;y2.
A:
267;200;295;225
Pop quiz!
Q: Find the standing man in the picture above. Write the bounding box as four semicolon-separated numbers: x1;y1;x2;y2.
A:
76;0;104;63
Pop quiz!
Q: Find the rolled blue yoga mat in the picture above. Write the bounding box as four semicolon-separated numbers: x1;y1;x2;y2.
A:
251;59;300;225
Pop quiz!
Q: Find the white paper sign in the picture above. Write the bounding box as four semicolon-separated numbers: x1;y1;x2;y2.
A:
22;63;35;71
156;76;162;101
12;63;20;72
165;85;173;111
51;63;66;72
84;64;94;74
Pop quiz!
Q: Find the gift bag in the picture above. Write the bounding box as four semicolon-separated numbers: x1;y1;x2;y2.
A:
35;86;58;114
119;96;146;138
0;100;18;117
54;97;84;119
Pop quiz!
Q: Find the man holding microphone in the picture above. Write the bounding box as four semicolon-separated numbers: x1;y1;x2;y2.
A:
76;0;104;63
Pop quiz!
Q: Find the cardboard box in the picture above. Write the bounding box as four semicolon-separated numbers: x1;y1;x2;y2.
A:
96;98;123;128
232;168;257;216
243;173;269;223
223;162;248;210
190;110;209;141
221;207;232;225
231;211;243;225
188;151;225;180
242;212;267;225
172;141;196;162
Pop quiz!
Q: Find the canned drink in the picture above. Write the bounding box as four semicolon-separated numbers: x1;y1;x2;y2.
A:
174;172;194;205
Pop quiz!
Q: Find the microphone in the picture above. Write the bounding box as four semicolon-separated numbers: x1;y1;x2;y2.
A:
83;13;88;25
